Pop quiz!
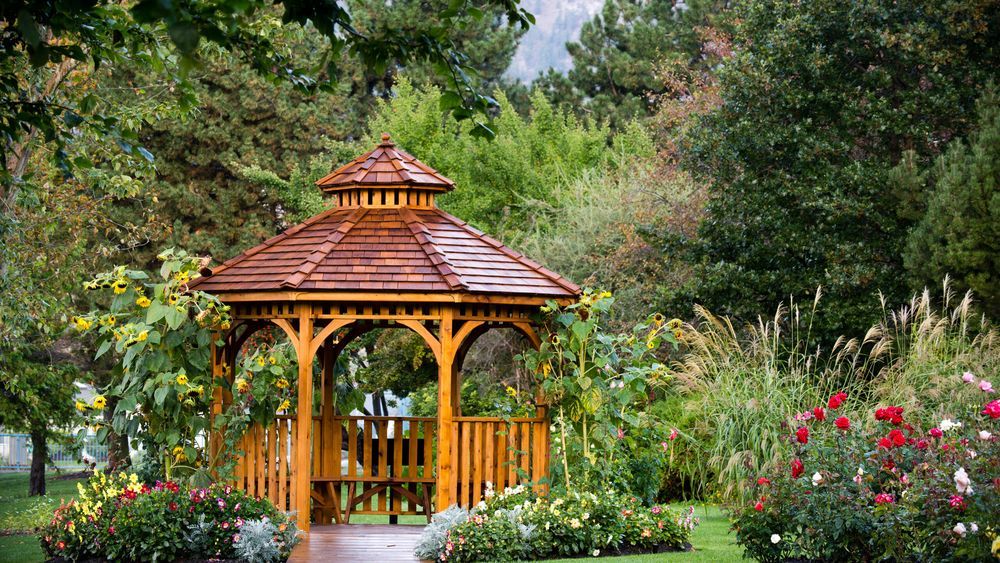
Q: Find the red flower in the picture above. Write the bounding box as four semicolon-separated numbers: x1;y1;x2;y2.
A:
754;501;764;511
949;495;966;510
827;391;848;409
834;416;850;430
929;427;943;438
888;429;906;447
812;407;826;421
875;406;904;425
168;501;178;512
791;458;804;478
878;437;892;449
916;439;929;450
983;399;1000;419
757;477;771;486
57;541;65;550
796;426;809;444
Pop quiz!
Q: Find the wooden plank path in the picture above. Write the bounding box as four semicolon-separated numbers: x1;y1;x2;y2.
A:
289;524;427;562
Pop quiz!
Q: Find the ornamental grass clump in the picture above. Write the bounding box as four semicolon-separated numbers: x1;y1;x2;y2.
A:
732;388;1000;562
40;471;300;562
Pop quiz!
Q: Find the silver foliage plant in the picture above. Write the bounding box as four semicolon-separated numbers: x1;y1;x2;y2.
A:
414;505;470;559
233;516;299;563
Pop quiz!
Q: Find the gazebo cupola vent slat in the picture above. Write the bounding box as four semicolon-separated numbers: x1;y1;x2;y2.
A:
194;134;579;532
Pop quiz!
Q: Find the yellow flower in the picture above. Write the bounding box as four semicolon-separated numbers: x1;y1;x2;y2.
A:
646;339;656;349
73;317;92;331
167;293;179;305
75;401;88;412
236;379;249;393
136;330;148;342
275;378;289;389
673;329;684;341
268;355;277;365
277;399;291;412
652;313;665;326
176;374;189;386
505;386;517;397
991;535;1000;556
173;271;191;284
92;395;107;410
136;295;151;308
113;280;128;294
256;356;266;367
667;318;683;330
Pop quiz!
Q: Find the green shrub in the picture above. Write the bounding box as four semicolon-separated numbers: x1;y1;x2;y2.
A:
731;392;1000;562
40;471;299;561
415;485;696;562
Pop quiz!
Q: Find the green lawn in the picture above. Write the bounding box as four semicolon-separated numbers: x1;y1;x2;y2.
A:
0;472;85;563
0;473;741;562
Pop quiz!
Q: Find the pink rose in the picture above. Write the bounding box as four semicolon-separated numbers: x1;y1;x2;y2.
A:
962;372;976;383
979;380;994;393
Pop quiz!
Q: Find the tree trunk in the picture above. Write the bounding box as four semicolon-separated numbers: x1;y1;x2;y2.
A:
104;396;130;470
29;427;47;496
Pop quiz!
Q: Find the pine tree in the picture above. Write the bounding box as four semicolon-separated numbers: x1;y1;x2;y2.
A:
905;87;1000;317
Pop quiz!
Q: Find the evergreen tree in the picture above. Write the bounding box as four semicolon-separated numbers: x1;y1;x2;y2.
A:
904;87;1000;318
672;0;1000;343
537;0;725;128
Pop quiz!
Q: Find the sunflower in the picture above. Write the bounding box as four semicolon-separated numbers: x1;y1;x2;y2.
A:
176;374;189;386
136;295;151;308
277;399;291;412
75;400;89;412
167;293;179;305
92;395;107;410
113;279;129;294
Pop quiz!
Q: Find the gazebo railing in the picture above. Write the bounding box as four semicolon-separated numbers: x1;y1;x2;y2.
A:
231;414;549;523
450;416;549;508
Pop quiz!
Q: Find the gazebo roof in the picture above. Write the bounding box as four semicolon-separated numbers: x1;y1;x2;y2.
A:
190;136;579;299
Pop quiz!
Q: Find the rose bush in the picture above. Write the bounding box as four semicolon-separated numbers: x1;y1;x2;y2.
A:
732;381;1000;562
40;471;300;562
415;484;696;562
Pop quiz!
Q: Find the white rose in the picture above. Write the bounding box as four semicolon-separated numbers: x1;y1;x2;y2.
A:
979;430;992;440
953;522;967;537
954;467;972;494
940;419;963;433
592;550;600;557
771;534;781;544
970;522;979;533
812;472;823;486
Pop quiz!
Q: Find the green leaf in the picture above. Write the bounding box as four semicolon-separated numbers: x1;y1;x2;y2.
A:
95;339;112;359
154;386;169;407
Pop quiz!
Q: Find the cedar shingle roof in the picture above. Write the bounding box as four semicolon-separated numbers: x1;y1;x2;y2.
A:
190;136;579;299
315;133;455;192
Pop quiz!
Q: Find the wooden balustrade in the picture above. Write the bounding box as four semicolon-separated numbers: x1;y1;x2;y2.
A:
232;414;548;522
450;416;549;509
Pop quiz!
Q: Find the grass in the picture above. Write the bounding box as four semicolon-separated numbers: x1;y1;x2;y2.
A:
0;471;87;563
0;473;741;562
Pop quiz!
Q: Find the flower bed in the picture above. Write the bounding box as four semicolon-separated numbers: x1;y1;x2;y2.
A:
41;471;299;562
414;484;697;562
732;381;1000;562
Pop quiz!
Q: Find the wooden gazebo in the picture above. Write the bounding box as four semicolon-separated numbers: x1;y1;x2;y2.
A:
192;135;579;532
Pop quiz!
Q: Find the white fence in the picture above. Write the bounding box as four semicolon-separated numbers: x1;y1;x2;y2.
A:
0;433;108;471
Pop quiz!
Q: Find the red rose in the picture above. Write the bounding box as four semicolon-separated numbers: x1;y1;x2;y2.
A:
929;427;943;438
834;416;850;430
796;426;809;444
754;501;764;511
982;399;1000;419
916;439;929;450
757;477;771;486
888;429;905;447
168;501;178;511
813;407;826;421
791;458;804;478
878;437;892;449
827;391;848;409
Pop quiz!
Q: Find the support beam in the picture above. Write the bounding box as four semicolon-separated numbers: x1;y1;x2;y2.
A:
436;306;455;510
294;305;315;532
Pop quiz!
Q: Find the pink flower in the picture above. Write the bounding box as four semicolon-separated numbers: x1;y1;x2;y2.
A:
979;380;995;393
834;416;851;430
794;410;814;422
669;428;679;441
929;427;944;438
962;372;976;383
949;495;966;510
652;505;662;515
661;441;669;452
916;439;929;450
874;493;894;505
617;427;625;440
983;400;1000;419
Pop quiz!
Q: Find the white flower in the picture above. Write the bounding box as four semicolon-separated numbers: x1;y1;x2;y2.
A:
954;467;973;494
771;534;781;544
857;466;865;476
811;472;823;486
954;522;967;537
592;550;600;557
979;430;992;440
970;522;979;533
940;419;963;433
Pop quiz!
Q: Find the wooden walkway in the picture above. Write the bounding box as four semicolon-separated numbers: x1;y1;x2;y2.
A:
289;524;427;562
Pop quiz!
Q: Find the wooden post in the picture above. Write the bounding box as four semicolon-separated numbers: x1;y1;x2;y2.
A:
436;306;455;510
209;337;224;466
294;304;315;532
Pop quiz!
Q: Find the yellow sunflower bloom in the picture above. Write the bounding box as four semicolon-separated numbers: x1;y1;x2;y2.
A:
176;374;188;386
113;280;128;294
75;400;89;412
92;395;107;410
136;295;151;308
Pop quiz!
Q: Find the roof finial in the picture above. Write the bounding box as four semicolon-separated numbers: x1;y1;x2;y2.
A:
379;132;394;147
